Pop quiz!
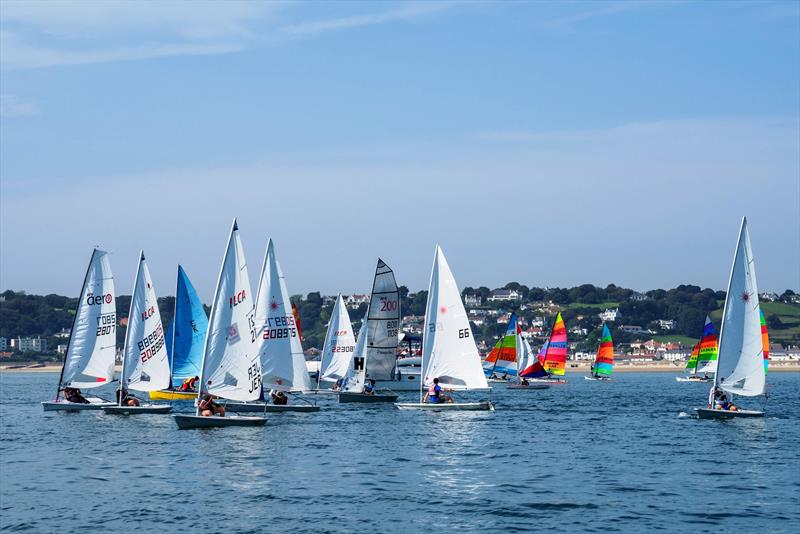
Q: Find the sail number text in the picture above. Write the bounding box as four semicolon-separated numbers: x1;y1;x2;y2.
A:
96;313;116;336
262;315;298;340
247;361;262;394
138;323;165;363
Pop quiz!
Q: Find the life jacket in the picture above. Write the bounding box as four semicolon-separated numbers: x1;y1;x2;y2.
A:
181;377;196;391
428;384;439;396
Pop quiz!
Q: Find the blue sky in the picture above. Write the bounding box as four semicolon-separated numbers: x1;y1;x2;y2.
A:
1;0;798;300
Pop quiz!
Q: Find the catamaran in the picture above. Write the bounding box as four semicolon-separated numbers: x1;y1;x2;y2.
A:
224;239;319;413
507;327;550;390
43;249;117;411
517;312;569;384
395;246;493;411
585;324;614;381
676;316;717;382
696;217;766;419
483;313;519;381
173;220;267;429
150;265;208;401
104;252;172;414
316;293;357;391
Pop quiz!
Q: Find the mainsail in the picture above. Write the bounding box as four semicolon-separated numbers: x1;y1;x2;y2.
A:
120;252;170;392
342;319;368;393
591;324;614;378
483;313;519;377
715;217;765;397
164;265;208;387
365;259;400;381
760;307;770;373
421;247;488;391
319;294;357;383
542;312;568;376
60;248;116;391
515;331;536;381
685;316;718;376
255;239;311;392
197;220;262;403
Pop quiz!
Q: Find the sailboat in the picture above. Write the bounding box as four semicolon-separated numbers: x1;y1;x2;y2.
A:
104;252;172;414
585;324;614;381
173;220;267;428
760;307;770;373
316;293;357;390
676;317;718;382
150;265;209;401
483;313;519;381
518;312;569;383
395;246;494;411
507;328;550;390
364;259;408;390
43;249;117;411
224;239;319;413
696;217;766;419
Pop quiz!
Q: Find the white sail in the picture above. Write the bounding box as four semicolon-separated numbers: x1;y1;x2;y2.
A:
61;249;116;389
255;239;311;392
198;220;262;402
319;294;357;382
342;318;368;392
716;217;765;397
365;259;400;381
121;252;170;392
516;333;535;380
421;246;489;390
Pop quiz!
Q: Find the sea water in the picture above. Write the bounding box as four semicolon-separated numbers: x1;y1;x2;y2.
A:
1;372;798;533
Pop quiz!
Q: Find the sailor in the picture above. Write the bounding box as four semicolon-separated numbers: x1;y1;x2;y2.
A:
521;377;530;386
199;393;225;417
270;389;288;405
363;379;376;395
63;387;90;404
423;378;452;404
180;376;199;392
333;377;345;391
115;388;140;407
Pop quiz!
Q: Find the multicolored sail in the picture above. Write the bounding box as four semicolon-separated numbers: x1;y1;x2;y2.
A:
592;324;614;378
685;316;718;375
541;312;568;376
483;314;519;377
760;307;769;373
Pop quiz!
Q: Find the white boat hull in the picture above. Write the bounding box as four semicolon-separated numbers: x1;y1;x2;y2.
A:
395;401;494;411
676;377;711;382
529;378;568;384
223;401;320;413
102;404;172;415
695;408;764;419
173;414;267;429
42;398;115;411
507;383;550;390
584;376;612;381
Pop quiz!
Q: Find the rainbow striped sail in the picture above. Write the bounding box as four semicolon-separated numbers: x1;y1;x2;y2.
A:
592;324;614;378
760;307;770;373
542;312;568;376
685;316;718;375
483;314;519;377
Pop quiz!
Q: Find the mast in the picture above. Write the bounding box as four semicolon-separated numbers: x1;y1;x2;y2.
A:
118;251;144;405
195;220;237;415
714;217;744;391
419;247;437;403
55;248;98;401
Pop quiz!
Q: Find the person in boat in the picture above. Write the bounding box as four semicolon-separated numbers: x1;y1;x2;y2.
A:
179;376;199;392
363;379;376;396
489;372;498;380
115;388;140;407
270;389;288;406
520;377;530;386
199;393;225;417
709;387;737;411
63;387;90;404
423;378;453;404
501;373;508;381
332;377;345;391
702;372;709;381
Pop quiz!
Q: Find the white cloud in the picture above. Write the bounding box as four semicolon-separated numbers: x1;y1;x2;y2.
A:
0;94;39;117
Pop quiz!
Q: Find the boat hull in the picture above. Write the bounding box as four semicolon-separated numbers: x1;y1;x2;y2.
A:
676;377;711;383
42;399;115;411
223;402;320;413
149;389;197;401
529;378;568;384
507;383;550;390
338;392;399;403
695;408;764;419
102;404;172;415
584;377;612;381
395;401;494;411
173;414;267;429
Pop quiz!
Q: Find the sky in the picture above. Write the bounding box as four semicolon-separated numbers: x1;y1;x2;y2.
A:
1;0;798;301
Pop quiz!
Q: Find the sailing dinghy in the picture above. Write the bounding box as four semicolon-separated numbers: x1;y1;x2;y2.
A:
224;239;319;413
517;313;568;384
315;293;356;392
484;314;519;381
150;265;208;401
585;324;614;381
395;247;493;411
696;218;766;419
507;328;550;390
104;252;172;414
43;249;117;411
676;317;717;382
173;220;267;429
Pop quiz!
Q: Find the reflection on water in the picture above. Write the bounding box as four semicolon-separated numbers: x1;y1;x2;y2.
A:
1;372;798;533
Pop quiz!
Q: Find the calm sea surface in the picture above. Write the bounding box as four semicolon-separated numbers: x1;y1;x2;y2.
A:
1;372;798;533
